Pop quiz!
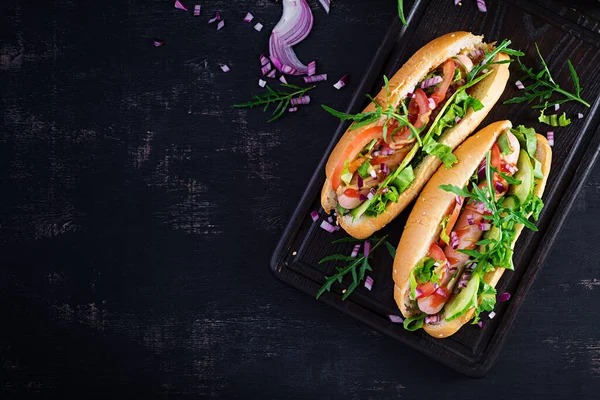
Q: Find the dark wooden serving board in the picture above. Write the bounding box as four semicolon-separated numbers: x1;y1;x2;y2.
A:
271;0;600;377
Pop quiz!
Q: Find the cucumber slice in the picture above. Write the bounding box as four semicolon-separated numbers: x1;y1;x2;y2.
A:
502;195;520;210
480;224;501;253
444;274;479;321
508;150;534;204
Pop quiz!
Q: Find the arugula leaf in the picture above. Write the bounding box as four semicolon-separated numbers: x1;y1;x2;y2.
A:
403;314;426;331
538;109;571;127
318;254;357;264
385;241;396;259
492;167;522;186
235;84;316;122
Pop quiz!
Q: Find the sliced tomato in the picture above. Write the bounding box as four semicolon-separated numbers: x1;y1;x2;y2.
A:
429;59;456;106
423;287;450;312
410;88;431;129
331;126;383;190
427;242;447;263
343;188;361;198
416;282;436;299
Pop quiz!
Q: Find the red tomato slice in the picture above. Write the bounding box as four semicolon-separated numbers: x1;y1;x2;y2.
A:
425;287;451;311
427;243;447;263
416;282;436;299
429;59;456;106
332;126;383;190
410;88;431;129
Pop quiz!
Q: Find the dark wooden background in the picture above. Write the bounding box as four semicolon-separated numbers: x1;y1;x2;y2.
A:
1;0;599;398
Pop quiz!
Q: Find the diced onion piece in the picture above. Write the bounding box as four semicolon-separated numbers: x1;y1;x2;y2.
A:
254;22;264;32
425;314;441;324
279;75;288;84
288;107;298;112
318;0;330;14
357;175;363;189
489;311;496;319
193;5;201;16
308;60;316;76
333;74;349;89
243;12;254;22
450;231;459;250
494;181;506;193
467;214;474;225
427;98;435;110
266;69;277;78
290;95;310;105
554;103;560;111
303;73;327;83
406;92;415;99
388;314;404;323
310;210;319;221
350;244;360;258
364;276;373;291
478;321;483;328
260;54;270;66
261;63;272;75
515;80;525;90
153;39;164;47
498;292;511;302
208;12;221;23
174;0;188;11
547;131;554;147
327;216;333;223
269;0;313;75
578;113;584;119
369;169;377;179
217;20;225;30
258;79;267;88
320;220;336;233
363;240;371;257
477;0;487;12
220;64;230;72
455;116;461;124
421;75;443;89
454;0;462;5
479;222;491;231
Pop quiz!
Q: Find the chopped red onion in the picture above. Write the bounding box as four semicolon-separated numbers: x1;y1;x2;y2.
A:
505;163;517;175
357;175;364;189
494;181;506;193
478;321;483;328
454;0;462;5
427;98;436;110
208;12;221;23
279;75;288;84
425;314;441;324
435;287;448;298
479;222;491;231
468;262;477;271
320;220;336;233
359;194;367;201
261;63;272;75
476;201;485;214
266;69;277;78
288;107;298;112
450;231;459;250
554;103;560;111
327;216;333;223
515;80;525;90
269;0;313;75
153;39;164;47
243;12;254;22
367;191;374;200
351;244;361;258
258;79;267;88
456;196;463;206
290;95;310;105
364;276;374;291
334;225;340;231
318;0;330;14
547;131;554;147
498;292;511;302
369;169;377;179
421;75;443;89
455;116;461;124
381;187;389;194
482;68;489;74
174;0;188;11
406;92;415;99
310;210;319;222
333;74;349;89
388;314;404;323
217;20;225;30
433;282;440;290
220;64;230;72
489;311;496;319
477;158;486;180
254;22;264;32
308;60;316;76
363;240;371;257
381;163;389;175
303;73;327;83
578;113;584;119
477;0;487;12
467;214;474;225
372;151;381;157
193;4;201;16
260;54;270;66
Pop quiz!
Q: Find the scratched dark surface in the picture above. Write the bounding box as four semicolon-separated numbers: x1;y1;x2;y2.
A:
1;0;599;398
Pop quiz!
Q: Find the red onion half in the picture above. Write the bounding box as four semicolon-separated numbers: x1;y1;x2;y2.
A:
269;0;314;76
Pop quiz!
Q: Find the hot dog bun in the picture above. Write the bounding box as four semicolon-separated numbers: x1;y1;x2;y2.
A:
321;32;511;239
392;121;552;338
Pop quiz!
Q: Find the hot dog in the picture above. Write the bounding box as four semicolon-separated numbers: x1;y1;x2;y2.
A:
392;120;552;338
322;32;518;239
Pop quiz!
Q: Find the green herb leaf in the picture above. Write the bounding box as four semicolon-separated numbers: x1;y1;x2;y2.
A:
357;159;371;179
473;280;496;324
385;241;396;259
397;0;408;26
235;84;316;122
318;254;357;264
422;138;458;168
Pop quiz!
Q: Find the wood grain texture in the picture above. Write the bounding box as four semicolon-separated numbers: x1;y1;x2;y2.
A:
0;0;599;397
